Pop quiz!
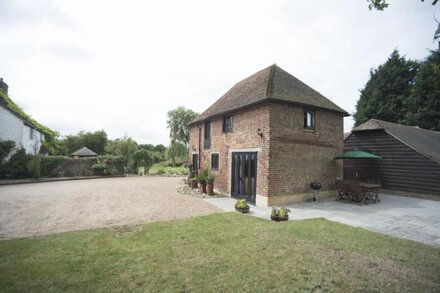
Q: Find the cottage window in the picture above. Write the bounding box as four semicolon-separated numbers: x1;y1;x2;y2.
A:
192;154;199;172
211;153;219;170
204;121;211;149
29;128;35;140
223;115;233;133
304;110;315;130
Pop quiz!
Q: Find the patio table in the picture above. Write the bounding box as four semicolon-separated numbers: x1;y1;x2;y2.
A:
360;182;381;203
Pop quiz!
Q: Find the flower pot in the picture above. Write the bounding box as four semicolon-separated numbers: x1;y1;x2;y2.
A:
189;179;198;189
198;182;206;194
270;214;289;222
206;183;214;195
235;206;250;213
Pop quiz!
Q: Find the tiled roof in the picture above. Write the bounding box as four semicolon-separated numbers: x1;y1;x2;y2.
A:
191;64;348;124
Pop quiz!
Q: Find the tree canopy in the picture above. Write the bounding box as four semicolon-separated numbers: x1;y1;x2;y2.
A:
407;50;440;130
354;49;419;127
61;130;108;155
166;107;198;147
367;0;438;10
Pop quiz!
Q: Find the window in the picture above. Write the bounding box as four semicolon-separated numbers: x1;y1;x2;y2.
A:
192;154;199;172
29;128;35;140
211;153;219;170
204;121;211;149
223;115;233;133
304;110;315;130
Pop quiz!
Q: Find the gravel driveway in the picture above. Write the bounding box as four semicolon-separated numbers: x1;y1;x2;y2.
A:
0;176;221;240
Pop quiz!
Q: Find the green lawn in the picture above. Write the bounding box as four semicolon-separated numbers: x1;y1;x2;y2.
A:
1;213;439;292
149;162;187;175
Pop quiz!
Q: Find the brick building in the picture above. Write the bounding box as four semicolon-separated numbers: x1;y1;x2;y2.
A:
188;64;348;206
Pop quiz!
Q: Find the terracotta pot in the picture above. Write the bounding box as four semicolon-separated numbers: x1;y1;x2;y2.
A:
189;179;198;189
270;214;289;222
206;183;214;195
235;206;250;213
198;182;206;194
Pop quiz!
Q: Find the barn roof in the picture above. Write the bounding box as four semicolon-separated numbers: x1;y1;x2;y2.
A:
352;119;440;164
71;147;97;157
190;64;348;124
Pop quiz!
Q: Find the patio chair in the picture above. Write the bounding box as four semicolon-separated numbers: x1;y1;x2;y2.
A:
346;180;368;205
335;179;350;201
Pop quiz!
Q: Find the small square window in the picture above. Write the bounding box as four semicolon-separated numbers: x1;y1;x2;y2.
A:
223;115;233;133
211;153;219;170
304;110;315;130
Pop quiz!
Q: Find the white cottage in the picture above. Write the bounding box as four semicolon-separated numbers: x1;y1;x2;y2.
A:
0;78;45;155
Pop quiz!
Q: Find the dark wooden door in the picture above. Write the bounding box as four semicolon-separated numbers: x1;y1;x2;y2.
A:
231;152;257;203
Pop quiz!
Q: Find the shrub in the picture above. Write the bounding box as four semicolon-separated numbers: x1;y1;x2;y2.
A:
235;199;249;209
92;155;125;176
156;166;166;175
27;156;41;179
0;140;15;163
271;207;291;219
40;156;65;177
0;148;31;179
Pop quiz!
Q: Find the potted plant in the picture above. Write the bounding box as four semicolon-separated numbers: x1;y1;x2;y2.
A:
196;168;209;194
205;174;215;195
235;199;250;213
189;178;198;189
188;170;198;189
271;207;291;222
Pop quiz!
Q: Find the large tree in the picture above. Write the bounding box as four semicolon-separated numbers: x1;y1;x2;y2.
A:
61;130;108;155
353;49;419;126
105;136;139;167
407;50;440;130
367;0;438;10
166;107;198;147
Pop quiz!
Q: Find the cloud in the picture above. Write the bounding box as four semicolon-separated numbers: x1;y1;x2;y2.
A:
46;46;91;61
1;0;438;146
0;0;76;28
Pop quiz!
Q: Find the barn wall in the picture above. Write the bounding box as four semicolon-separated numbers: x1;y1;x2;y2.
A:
344;130;440;196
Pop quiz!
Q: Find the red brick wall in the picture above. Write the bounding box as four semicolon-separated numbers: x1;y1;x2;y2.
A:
189;104;270;196
267;102;343;195
189;101;344;201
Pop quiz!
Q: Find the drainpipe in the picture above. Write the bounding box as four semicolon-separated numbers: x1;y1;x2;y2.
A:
198;123;201;173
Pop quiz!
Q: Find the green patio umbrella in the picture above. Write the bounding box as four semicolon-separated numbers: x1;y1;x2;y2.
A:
334;150;382;177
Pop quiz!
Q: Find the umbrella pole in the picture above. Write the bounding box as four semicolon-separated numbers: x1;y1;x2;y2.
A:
355;159;358;178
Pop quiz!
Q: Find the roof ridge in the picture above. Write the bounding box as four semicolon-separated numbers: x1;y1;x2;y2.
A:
265;64;276;97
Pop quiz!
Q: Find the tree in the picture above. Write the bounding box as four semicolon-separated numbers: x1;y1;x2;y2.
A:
354;49;419;126
153;144;166;153
130;149;153;174
407;50;440;130
105;136;139;167
61;130;108;155
166;141;188;167
166;107;198;147
367;0;438;10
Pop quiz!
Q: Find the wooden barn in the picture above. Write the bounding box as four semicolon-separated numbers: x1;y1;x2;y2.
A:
344;119;440;197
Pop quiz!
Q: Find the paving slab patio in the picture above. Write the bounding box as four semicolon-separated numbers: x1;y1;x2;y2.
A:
204;194;440;248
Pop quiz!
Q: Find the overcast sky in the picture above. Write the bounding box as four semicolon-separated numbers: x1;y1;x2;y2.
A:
0;0;438;145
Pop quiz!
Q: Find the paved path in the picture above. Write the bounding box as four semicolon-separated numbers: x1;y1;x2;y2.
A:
0;176;220;240
205;194;440;248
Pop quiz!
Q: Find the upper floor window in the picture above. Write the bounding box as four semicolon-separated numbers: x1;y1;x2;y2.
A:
223;115;233;133
204;121;211;149
304;110;315;130
29;128;35;140
211;153;219;170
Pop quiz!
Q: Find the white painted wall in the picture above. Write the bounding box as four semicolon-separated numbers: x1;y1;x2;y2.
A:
0;105;43;155
21;125;43;155
0;105;23;144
